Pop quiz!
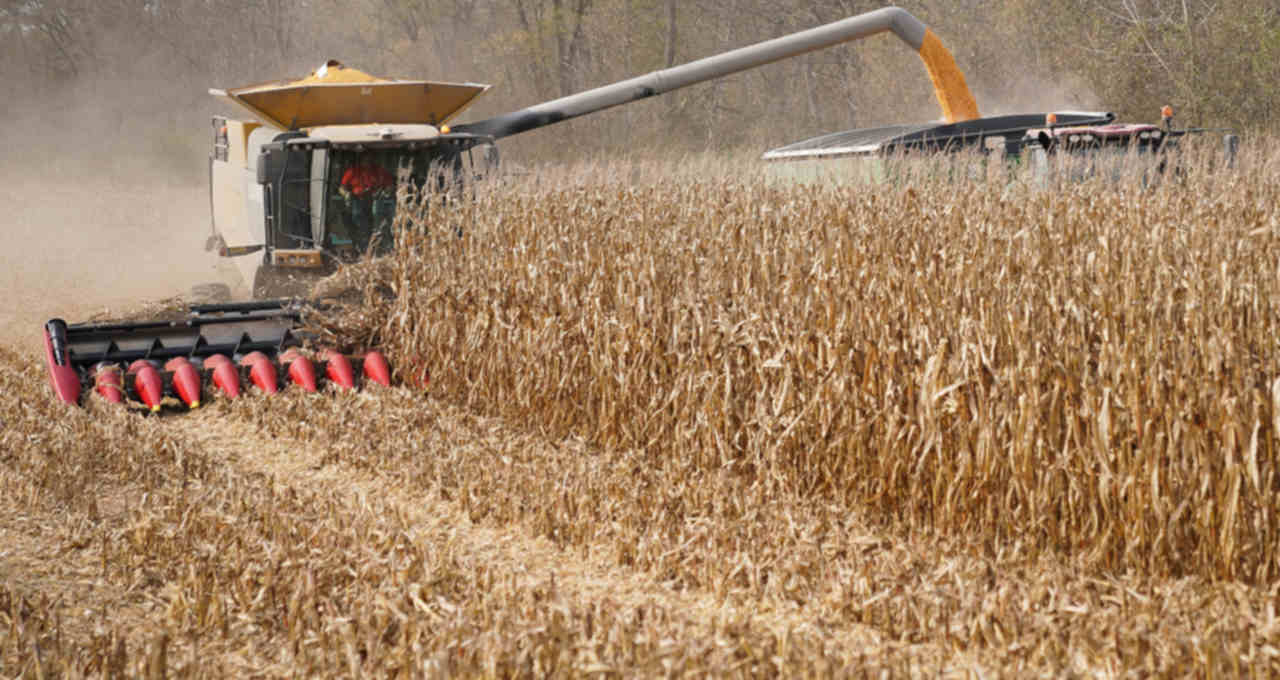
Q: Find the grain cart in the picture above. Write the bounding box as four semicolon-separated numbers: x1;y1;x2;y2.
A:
46;6;984;409
761;105;1239;184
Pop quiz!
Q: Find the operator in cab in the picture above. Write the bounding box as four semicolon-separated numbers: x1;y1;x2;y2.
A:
337;157;396;252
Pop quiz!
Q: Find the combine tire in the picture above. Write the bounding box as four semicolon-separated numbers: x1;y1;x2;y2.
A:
190;282;232;303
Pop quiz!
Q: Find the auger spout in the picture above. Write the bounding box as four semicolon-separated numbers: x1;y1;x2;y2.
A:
456;6;978;140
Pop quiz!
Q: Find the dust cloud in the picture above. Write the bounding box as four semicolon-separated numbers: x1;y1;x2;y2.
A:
0;97;238;354
973;72;1104;118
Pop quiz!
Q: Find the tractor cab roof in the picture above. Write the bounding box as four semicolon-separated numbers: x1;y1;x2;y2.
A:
211;60;490;131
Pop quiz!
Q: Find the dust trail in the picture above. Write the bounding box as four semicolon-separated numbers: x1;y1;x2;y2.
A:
0;82;253;355
0;169;236;354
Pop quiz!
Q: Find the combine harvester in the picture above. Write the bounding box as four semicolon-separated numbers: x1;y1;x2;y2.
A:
43;6;1135;410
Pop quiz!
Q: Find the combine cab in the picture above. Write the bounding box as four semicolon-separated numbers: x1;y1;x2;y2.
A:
206;62;496;299
43;300;390;411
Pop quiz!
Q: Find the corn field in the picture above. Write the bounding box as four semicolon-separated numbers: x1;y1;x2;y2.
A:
330;141;1280;581
5;142;1280;675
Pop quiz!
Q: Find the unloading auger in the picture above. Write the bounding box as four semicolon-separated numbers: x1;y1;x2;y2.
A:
43;300;390;411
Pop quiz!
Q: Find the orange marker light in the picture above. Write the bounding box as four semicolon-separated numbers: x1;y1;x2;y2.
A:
440;125;451;134
1045;113;1059;126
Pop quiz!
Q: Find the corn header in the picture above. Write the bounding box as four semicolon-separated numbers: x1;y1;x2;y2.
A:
44;300;390;411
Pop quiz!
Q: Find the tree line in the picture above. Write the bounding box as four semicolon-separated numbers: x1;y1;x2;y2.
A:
2;0;1275;161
